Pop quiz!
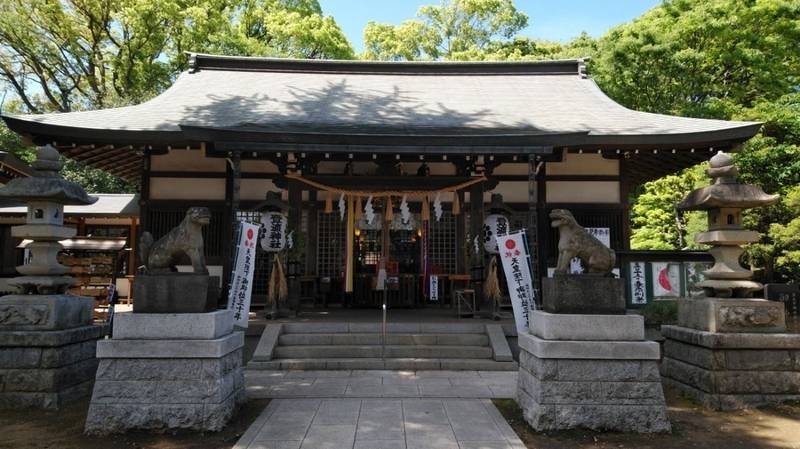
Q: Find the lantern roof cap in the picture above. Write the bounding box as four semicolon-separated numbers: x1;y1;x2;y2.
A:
485;193;514;215
252;191;289;212
0;145;97;205
677;151;778;211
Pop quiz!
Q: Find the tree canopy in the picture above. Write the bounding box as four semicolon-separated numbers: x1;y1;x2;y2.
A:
362;0;529;61
0;0;353;193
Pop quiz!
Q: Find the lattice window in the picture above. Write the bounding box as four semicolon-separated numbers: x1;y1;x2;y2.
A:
509;211;529;233
147;205;224;258
428;211;457;274
317;210;345;277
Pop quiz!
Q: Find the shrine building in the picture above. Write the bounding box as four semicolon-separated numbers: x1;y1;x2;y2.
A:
1;54;754;310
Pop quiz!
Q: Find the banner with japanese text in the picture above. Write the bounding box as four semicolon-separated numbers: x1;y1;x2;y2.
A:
496;230;536;335
227;221;260;328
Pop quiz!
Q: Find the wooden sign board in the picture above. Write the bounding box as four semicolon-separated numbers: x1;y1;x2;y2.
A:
765;284;800;317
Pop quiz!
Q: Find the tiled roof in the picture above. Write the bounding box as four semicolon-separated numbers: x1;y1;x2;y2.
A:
2;54;759;147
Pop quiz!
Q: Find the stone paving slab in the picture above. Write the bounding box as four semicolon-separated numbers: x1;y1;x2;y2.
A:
234;398;525;449
246;370;517;399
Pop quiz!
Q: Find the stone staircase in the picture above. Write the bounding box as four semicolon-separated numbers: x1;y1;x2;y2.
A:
248;322;517;371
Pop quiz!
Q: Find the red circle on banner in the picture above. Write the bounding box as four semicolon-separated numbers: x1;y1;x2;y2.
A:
246;229;254;240
505;239;516;250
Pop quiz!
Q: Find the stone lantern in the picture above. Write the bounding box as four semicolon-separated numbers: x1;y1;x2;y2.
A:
661;151;800;411
0;145;103;410
675;151;782;331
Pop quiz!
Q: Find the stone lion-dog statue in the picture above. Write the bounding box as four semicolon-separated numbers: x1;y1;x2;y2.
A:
550;209;615;275
139;207;211;274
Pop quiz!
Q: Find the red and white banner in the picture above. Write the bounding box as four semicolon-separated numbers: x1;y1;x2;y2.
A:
227;221;260;328
496;230;536;334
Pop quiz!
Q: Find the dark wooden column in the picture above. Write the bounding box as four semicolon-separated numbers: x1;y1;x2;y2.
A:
469;182;484;306
287;178;302;314
137;150;151;269
619;159;632;251
455;190;466;274
221;151;241;303
306;190;318;274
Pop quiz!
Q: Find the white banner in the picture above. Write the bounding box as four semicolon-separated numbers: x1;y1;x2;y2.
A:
227;221;260;328
629;261;647;305
496;230;536;335
429;275;439;302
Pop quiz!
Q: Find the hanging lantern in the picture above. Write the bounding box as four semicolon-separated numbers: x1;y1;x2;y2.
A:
253;191;290;253
260;211;288;252
483;193;512;254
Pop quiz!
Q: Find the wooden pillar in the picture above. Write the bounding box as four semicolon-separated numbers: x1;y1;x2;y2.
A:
306;190;318;274
287;179;302;313
137;150;151;266
469;182;484;306
221;151;241;303
128;217;138;276
620;159;632;251
455;190;466;274
537;162;548;280
527;155;547;298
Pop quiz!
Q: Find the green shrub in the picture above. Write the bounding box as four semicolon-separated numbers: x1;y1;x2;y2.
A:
639;300;678;326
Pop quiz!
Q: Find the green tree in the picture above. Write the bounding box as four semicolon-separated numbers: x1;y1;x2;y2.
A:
362;0;528;61
590;0;800;117
630;169;701;250
0;0;352;192
611;1;800;283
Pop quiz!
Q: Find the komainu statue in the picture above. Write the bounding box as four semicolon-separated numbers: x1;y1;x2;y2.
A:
550;209;615;275
139;207;210;274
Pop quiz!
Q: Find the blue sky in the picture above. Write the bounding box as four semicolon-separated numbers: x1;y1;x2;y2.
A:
319;0;662;52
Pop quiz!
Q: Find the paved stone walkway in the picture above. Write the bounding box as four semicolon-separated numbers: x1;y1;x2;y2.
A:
233;398;525;449
246;370;517;399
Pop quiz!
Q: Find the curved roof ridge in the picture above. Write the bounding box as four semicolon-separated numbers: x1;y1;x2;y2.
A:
187;52;586;75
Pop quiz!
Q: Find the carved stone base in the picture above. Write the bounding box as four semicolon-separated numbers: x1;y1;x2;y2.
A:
0;295;93;331
0;324;106;410
133;274;216;313
661;325;800;410
678;297;785;333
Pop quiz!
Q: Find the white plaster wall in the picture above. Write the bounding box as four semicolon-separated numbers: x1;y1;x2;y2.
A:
241;160;279;172
241;179;279;201
151;149;226;172
149;178;226;200
493;163;528;175
547;152;619;176
545;181;620;203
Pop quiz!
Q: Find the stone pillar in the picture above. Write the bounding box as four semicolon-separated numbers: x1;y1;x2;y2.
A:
517;311;670;433
84;310;245;434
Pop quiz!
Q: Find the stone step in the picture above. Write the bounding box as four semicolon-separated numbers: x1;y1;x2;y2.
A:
247;358;519;371
278;333;489;346
281;322;488;334
272;344;493;360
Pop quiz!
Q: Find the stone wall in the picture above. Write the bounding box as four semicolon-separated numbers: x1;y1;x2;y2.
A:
85;348;244;434
0;325;105;409
517;348;670;432
661;325;800;410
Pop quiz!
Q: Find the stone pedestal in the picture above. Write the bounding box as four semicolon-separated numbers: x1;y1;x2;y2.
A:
677;297;785;333
542;275;626;315
516;311;670;432
84;310;245;435
132;274;216;313
0;295;104;410
661;325;800;410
